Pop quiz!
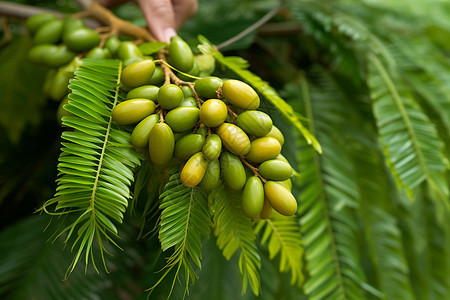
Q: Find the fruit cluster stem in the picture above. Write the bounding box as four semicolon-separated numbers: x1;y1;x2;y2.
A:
240;157;267;183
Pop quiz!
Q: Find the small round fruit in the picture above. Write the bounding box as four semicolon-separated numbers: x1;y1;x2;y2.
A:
259;198;272;219
181;85;194;98
127;85;159;102
26;13;57;34
174;133;205;161
146;66;164;85
117;41;144;61
202;134;222;161
149;123;175;165
112;99;156;125
121;59;156;88
181;152;208;187
168;35;194;72
199;99;227;127
158;84;183;109
236;110;273;137
258;159;292;181
180;97;197;107
199;159;221;190
220;152;246;191
194;77;223;99
105;35;121;56
177;61;200;82
195;54;215;74
265;125;284;146
63;27;100;52
221;79;259;110
242;176;264;218
196;124;208;137
33;19;63;44
245;137;281;163
131;114;159;148
216;123;251;156
165;107;199;132
264;181;297;216
85;47;111;59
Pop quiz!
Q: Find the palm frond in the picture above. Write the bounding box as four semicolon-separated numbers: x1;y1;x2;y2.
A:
38;58;143;276
148;172;211;298
255;215;304;288
367;54;449;206
210;184;261;296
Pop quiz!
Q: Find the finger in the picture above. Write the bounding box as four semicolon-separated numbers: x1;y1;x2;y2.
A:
137;0;176;43
172;0;198;29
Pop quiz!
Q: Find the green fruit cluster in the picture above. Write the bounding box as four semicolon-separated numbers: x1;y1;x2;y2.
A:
111;36;298;220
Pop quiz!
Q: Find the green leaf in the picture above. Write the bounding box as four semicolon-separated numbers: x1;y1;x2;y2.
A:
138;42;167;55
210;184;261;296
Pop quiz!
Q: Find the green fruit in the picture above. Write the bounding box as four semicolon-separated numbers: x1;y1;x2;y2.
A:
216;123;251;156
117;41;144;61
200;159;221;190
199;99;227;127
276;179;292;191
181;152;208;187
236;110;273;137
165;107;199;132
258;159;292;181
57;95;73;126
174;133;205;161
168;35;194;72
62;18;84;36
33;19;63;44
180;97;197;107
28;44;52;64
276;153;289;164
242;176;264;218
121;59;155;88
220;152;246;190
222;79;259;110
202;134;222;161
245;137;281;163
265;125;284;146
181;85;194;98
195;54;215;74
158;84;183;109
194;77;223;99
149;123;175;165
127;85;159;102
26;13;57;34
264;181;297;216
196;124;208;137
49;69;72;101
44;45;76;67
63;28;100;52
85;47;111;59
174;130;191;141
177;61;200;82
146;66;164;85
259;198;272;219
112;99;156;125
131;114;159;148
123;57;143;68
105;35;121;56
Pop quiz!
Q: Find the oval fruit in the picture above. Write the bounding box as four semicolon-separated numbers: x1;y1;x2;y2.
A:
85;47;111;59
26;13;57;34
216;123;251;156
242;176;264;218
236;110;273;137
264;181;297;216
127;85;159;101
131;114;159;148
117;41;144;61
220;152;246;190
180;152;208;187
199;99;227;127
174;133;205;161
222;79;259;110
112;99;156;125
181;85;194;98
168;35;194;72
33;19;63;44
199;159;221;191
177;61;200;82
276;179;292;191
49;69;71;101
43;45;76;68
202;134;222;160
196;124;208;138
149;123;174;165
265;125;284;146
180;97;197;107
146;66;164;85
245;137;281;163
195;54;215;74
259;198;273;219
62;18;84;36
121;59;155;88
194;77;223;99
158;84;183;109
63;27;100;52
105;35;121;56
28;44;53;65
258;159;292;181
165;107;199;132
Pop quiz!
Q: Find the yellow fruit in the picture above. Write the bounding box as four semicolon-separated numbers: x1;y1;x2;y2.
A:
181;152;208;187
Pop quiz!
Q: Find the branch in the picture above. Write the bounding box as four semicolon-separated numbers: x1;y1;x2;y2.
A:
0;2;62;19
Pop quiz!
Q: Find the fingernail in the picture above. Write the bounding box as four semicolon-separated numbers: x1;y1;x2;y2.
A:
163;27;177;44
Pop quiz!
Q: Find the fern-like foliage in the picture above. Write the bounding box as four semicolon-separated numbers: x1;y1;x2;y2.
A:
254;215;304;288
210;184;261;296
367;54;449;205
39;59;143;276
148;172;211;298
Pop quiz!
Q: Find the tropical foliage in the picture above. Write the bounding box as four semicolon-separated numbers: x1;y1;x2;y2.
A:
1;0;450;299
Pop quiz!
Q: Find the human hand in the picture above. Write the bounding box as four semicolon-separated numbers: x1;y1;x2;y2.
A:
98;0;198;43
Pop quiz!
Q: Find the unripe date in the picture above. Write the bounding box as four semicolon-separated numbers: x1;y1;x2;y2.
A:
245;137;281;163
221;80;260;110
112;99;156;125
181;152;208;187
242;176;264;219
199;99;227;127
149;123;175;165
264;181;297;216
220;152;246;191
216;123;251;156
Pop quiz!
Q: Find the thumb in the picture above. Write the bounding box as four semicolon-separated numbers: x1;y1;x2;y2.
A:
137;0;177;43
